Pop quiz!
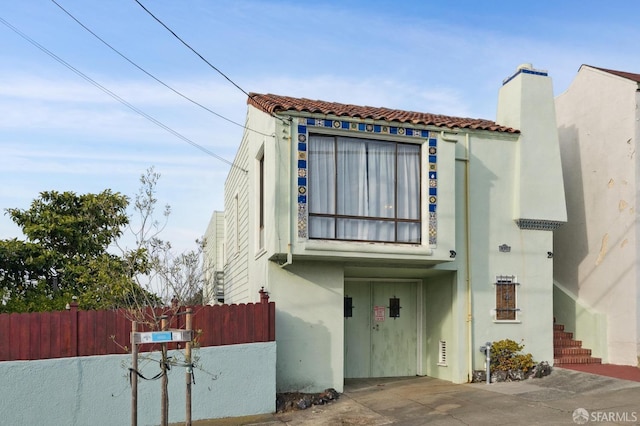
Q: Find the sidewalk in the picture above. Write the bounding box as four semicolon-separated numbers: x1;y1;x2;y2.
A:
188;368;640;425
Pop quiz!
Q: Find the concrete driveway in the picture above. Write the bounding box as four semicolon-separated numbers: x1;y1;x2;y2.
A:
190;368;640;425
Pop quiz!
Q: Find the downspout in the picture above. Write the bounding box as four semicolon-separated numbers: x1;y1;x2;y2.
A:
464;132;473;381
280;115;293;268
442;130;473;381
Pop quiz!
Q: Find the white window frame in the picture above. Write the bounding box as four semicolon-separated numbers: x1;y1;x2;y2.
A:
306;134;422;244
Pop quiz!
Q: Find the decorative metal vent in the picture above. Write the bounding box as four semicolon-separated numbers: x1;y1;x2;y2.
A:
389;297;401;318
515;219;564;231
438;340;447;366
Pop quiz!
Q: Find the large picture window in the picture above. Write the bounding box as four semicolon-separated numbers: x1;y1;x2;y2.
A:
307;135;421;243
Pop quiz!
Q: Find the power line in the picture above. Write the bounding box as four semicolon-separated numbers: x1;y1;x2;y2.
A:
0;15;248;173
51;0;273;139
132;0;289;126
133;0;252;99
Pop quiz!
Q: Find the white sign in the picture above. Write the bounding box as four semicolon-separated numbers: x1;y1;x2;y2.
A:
133;330;193;344
374;306;385;322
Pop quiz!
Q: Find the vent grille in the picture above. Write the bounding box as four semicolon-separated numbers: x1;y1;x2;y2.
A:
438;340;447;366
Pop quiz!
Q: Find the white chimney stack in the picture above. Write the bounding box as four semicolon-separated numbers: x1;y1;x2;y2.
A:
496;64;567;226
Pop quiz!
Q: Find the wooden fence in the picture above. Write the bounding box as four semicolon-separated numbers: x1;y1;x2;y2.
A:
0;291;275;362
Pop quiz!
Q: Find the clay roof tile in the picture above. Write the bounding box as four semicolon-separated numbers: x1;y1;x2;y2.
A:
247;93;519;133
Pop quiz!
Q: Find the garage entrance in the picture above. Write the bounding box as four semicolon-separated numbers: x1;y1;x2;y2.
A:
344;281;419;378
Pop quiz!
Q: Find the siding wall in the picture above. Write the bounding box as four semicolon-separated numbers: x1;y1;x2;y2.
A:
224;130;251;303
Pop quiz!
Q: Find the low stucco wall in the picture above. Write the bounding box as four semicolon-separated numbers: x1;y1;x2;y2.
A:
0;342;276;425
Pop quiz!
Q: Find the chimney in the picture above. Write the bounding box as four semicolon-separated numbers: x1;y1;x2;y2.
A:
496;64;567;227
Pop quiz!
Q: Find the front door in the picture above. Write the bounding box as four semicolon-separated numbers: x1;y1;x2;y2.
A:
344;281;418;378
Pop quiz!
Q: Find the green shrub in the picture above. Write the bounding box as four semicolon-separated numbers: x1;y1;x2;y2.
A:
490;339;535;373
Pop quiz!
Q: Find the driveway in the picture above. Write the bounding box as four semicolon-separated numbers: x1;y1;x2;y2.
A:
190;368;640;425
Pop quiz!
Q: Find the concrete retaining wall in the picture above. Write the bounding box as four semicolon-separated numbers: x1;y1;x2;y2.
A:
0;342;276;425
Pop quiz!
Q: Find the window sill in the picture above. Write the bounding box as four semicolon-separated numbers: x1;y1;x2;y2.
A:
255;248;267;260
493;320;521;324
304;239;432;256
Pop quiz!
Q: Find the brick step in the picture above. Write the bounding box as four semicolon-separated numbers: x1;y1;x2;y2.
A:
554;338;583;348
553;321;601;365
554;356;602;365
554;347;592;357
554;330;573;339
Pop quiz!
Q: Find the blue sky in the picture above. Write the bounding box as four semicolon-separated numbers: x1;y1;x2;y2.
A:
1;1;639;253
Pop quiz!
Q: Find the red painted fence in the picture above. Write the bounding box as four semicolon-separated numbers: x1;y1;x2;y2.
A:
0;293;275;362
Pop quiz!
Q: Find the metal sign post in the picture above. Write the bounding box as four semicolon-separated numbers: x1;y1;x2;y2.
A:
185;308;193;426
130;323;194;426
131;321;138;426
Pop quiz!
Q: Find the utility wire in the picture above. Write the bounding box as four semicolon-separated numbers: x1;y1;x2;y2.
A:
51;0;273;138
0;15;248;173
133;0;288;125
133;0;252;99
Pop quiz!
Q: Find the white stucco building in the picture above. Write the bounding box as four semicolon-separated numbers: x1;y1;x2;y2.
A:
214;64;567;392
554;65;640;367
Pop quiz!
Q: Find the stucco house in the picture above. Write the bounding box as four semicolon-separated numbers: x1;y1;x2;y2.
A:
554;65;640;368
212;64;567;392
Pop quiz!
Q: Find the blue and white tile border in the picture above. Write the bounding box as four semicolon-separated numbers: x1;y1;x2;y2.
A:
296;118;438;246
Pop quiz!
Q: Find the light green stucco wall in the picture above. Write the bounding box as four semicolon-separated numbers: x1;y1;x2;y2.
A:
268;260;344;393
0;343;276;425
423;274;456;381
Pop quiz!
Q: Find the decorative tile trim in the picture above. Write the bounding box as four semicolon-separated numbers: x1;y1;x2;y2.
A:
296;118;437;246
302;118;431;138
514;219;564;231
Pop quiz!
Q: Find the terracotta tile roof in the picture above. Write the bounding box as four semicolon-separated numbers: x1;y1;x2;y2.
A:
588;65;640;83
247;93;519;133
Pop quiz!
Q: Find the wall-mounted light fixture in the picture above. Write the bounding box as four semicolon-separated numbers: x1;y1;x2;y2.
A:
344;296;353;318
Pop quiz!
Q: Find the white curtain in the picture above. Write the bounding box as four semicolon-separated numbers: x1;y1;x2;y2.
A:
309;135;420;242
308;136;335;238
336;137;370;240
396;144;420;242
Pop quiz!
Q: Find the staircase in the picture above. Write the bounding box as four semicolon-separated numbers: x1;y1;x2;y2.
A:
553;322;602;365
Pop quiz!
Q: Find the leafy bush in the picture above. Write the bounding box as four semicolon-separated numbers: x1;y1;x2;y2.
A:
490;339;535;373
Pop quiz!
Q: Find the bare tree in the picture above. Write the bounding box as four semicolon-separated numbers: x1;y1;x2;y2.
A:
116;167;214;426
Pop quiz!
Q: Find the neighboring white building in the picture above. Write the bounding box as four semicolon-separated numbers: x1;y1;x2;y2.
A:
554;65;640;367
203;210;225;304
214;64;567;392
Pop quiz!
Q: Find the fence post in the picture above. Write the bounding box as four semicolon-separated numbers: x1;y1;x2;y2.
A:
69;297;79;357
259;288;271;341
259;287;269;304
